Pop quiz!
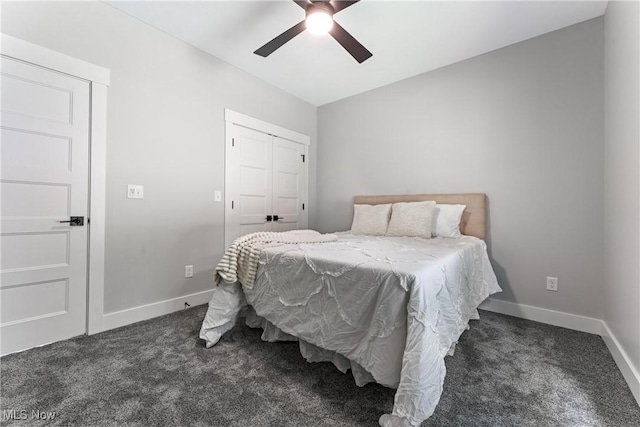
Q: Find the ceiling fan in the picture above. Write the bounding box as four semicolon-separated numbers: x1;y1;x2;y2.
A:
254;0;372;63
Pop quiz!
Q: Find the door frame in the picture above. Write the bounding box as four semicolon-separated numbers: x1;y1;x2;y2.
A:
224;109;310;249
1;34;110;335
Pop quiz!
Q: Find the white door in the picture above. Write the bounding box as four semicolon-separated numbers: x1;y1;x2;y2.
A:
1;57;91;355
224;123;308;248
272;136;306;232
225;125;273;248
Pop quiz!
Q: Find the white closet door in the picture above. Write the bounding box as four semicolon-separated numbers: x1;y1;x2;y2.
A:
272;136;306;232
1;57;90;355
225;120;308;249
225;124;273;248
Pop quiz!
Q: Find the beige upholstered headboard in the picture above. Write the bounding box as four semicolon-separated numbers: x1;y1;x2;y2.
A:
353;193;487;240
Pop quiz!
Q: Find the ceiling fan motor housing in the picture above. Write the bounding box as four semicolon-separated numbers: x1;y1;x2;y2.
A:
306;1;335;18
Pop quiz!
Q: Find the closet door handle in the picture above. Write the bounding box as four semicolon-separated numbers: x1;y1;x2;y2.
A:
273;215;280;221
265;215;273;222
59;216;84;226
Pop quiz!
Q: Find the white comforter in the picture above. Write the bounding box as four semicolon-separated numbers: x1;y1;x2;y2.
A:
200;232;501;426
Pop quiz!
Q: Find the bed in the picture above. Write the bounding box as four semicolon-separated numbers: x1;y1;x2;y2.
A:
200;193;501;426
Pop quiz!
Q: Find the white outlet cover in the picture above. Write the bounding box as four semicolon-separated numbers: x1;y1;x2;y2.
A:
214;190;222;202
185;265;194;278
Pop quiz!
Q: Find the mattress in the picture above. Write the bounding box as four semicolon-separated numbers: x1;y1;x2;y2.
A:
200;232;501;426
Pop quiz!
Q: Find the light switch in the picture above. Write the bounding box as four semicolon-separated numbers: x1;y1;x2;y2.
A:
127;185;144;199
214;190;222;202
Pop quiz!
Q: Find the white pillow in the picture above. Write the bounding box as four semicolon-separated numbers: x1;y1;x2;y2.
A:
351;204;392;235
432;204;466;238
386;201;436;238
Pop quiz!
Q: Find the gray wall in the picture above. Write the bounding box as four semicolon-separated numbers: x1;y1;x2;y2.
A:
317;18;604;319
604;1;640;375
1;1;317;314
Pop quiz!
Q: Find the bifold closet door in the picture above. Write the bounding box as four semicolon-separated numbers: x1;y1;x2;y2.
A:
226;125;273;248
225;123;307;249
271;137;305;232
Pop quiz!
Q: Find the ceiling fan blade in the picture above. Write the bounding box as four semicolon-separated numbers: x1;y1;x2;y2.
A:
254;21;307;57
330;1;359;13
292;0;309;9
328;21;372;63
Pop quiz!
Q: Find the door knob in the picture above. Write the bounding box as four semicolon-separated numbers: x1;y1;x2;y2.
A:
59;216;84;226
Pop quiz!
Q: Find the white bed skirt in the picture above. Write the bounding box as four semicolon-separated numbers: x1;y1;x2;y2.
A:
199;282;378;386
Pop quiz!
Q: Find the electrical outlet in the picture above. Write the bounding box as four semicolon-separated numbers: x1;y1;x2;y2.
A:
185;265;194;278
214;190;222;202
546;276;558;292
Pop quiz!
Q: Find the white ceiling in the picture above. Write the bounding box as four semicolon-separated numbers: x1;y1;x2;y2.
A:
106;1;608;106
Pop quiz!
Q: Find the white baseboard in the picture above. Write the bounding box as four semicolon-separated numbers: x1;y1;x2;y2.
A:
601;322;640;406
102;289;214;332
479;297;603;335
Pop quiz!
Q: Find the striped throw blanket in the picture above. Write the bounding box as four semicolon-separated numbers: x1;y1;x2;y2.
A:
215;230;338;289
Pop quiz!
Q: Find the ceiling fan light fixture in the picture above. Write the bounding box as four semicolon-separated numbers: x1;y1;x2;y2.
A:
306;4;334;35
254;0;371;63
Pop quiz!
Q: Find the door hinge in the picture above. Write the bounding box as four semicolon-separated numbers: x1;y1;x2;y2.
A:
302;203;305;210
232;138;235;147
231;201;234;209
301;154;305;163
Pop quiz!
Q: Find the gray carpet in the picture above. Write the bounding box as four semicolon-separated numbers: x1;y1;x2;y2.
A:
1;306;639;427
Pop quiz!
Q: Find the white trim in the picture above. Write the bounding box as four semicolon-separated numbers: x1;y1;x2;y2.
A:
303;144;309;227
225;108;310;146
224;119;237;250
601;322;640;405
102;290;214;331
87;82;108;334
479;298;603;335
1;35;109;337
0;33;110;86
